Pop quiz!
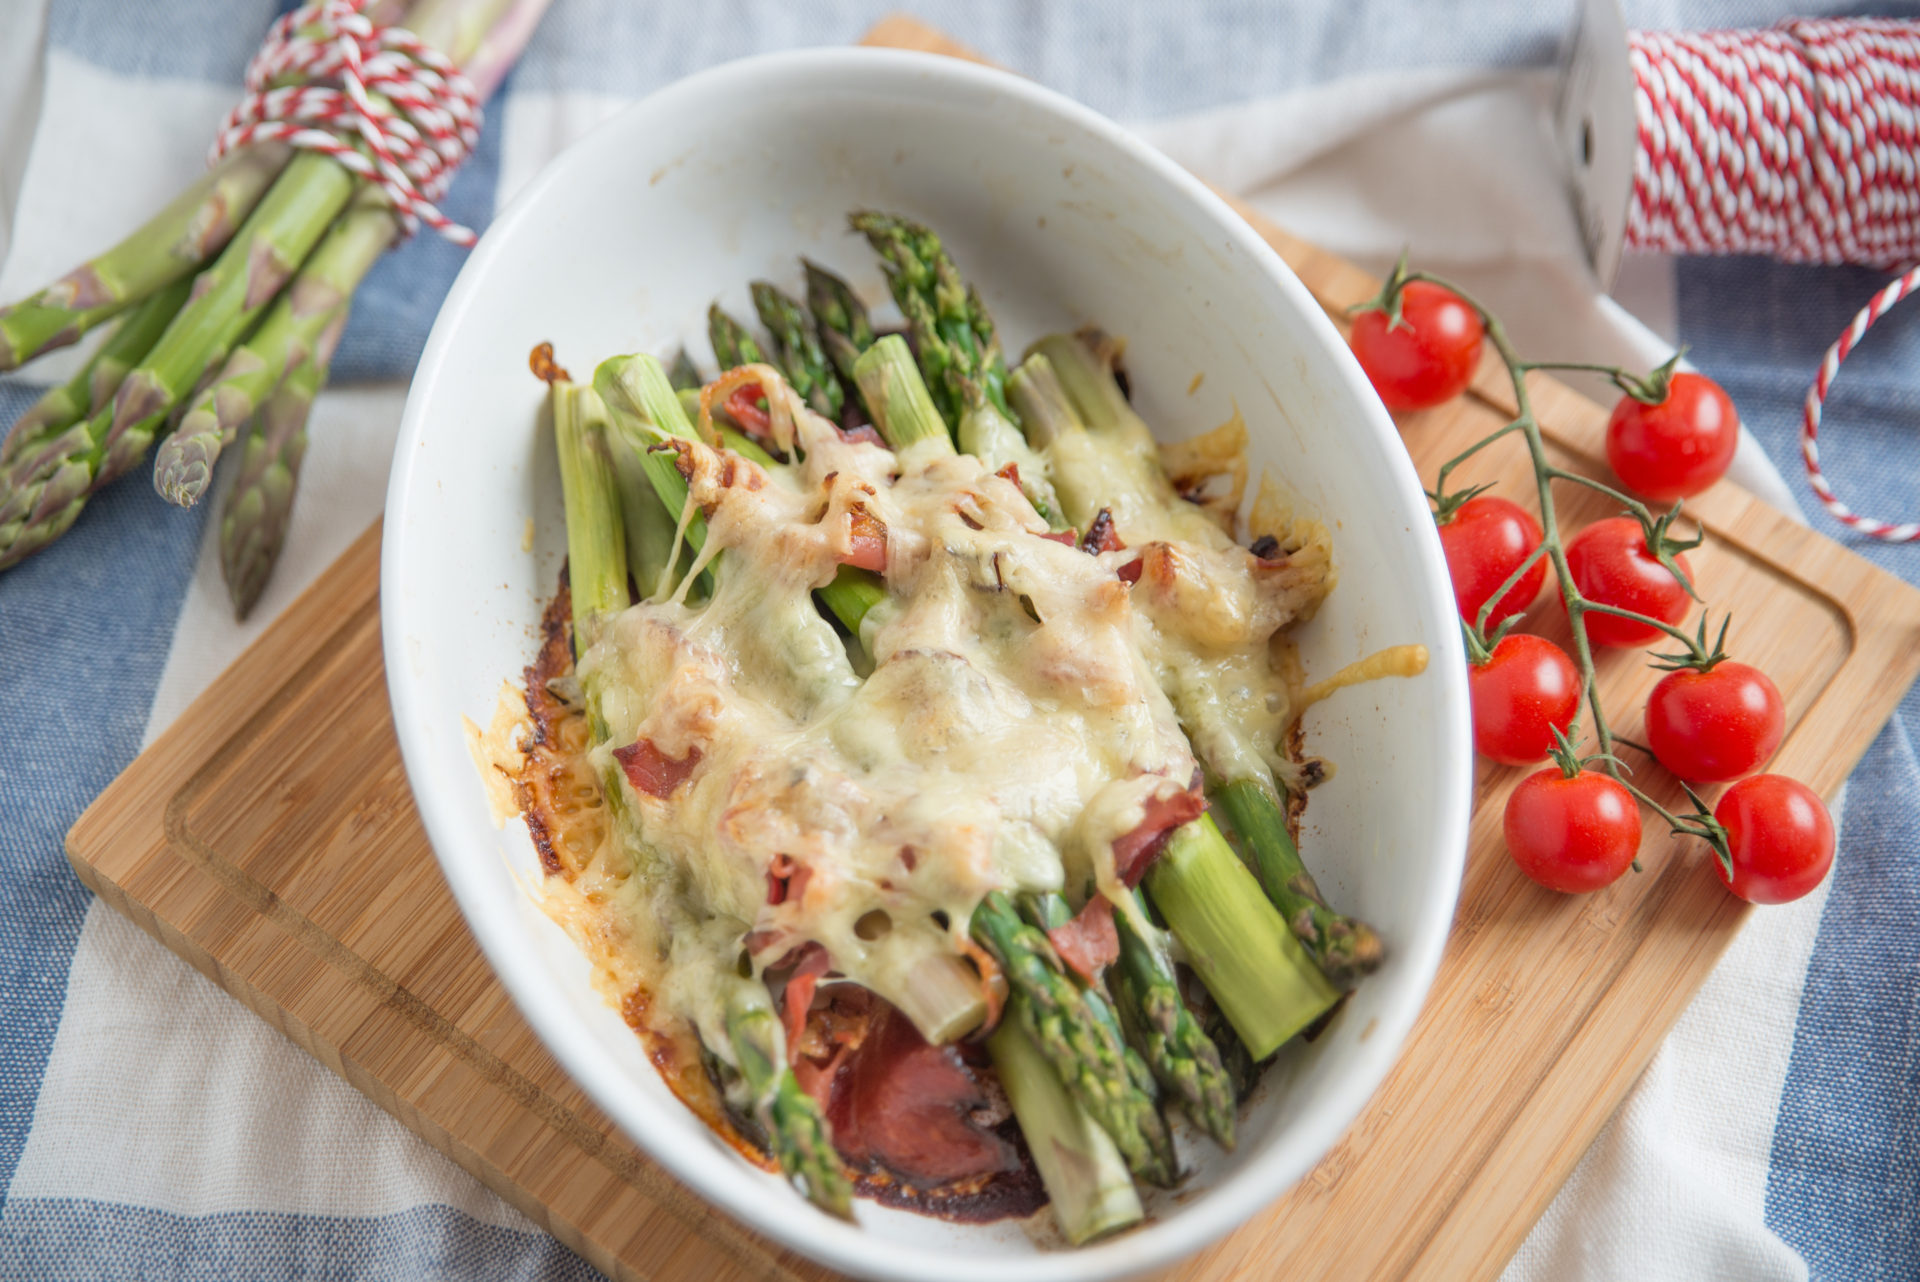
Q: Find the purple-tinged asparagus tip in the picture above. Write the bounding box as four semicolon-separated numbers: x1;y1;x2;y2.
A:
109;371;167;442
1;422;90;499
154;429;217;508
315;312;348;369
244;238;295;311
181;193;236;263
35;459;92;521
222;462;297;619
0;458;91;569
7;404;59;448
57;264;115;311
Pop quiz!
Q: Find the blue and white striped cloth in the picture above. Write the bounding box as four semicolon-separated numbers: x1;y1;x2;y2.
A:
2;3;1916;1278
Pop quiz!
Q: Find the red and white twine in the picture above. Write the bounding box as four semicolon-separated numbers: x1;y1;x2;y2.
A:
210;0;482;247
1626;18;1920;541
1798;267;1920;541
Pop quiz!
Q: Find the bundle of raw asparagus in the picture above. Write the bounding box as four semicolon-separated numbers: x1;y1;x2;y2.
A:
0;0;549;614
546;212;1385;1241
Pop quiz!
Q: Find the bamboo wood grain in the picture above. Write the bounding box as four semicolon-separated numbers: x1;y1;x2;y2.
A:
66;17;1920;1282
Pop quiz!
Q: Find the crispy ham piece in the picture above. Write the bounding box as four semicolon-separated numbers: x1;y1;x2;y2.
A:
1047;895;1119;982
1080;507;1124;555
1114;787;1207;886
843;507;889;572
613;738;701;798
779;943;832;1063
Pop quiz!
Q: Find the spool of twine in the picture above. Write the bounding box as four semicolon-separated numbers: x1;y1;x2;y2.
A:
1625;19;1920;541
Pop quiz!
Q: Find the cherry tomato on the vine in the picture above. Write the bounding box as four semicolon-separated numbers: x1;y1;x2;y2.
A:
1439;495;1547;628
1646;661;1784;782
1351;281;1485;412
1563;516;1693;647
1470;634;1580;766
1504;767;1642;893
1606;372;1739;504
1713;774;1834;904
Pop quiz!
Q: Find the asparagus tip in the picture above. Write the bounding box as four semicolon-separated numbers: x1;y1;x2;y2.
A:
153;435;216;508
1314;915;1386;988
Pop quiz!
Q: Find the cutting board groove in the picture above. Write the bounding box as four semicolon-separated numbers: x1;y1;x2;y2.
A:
67;19;1920;1282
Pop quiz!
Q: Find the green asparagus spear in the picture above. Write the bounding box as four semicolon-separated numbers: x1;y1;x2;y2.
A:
750;280;842;420
666;347;703;392
215;0;544;602
1004;351;1084;451
848;210;1000;428
814;567;888;640
708;303;768;371
0;145;292;372
599;352;889;643
1019;893;1185;1167
111;151;354;472
155;193;393;507
559;363;860;1219
987;999;1142;1244
218;328;328;619
1022;333;1383;981
1018;335;1189;534
850;211;1061;521
970;891;1177;1188
802;258;873;387
594;353;710;557
1111;893;1236;1147
880;331;1238;1141
1190;977;1259;1102
1144;815;1340;1059
851;335;953;456
0;277;193;465
1002;344;1309;1105
1214;777;1383;988
551;368;850;1218
596;389;678;598
553;374;629;647
724;980;854;1219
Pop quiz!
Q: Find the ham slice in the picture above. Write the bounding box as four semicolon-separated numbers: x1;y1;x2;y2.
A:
825;1005;1019;1185
843;507;888;572
778;943;831;1064
1113;788;1206;885
612;739;700;798
724;382;772;436
1047;895;1119;982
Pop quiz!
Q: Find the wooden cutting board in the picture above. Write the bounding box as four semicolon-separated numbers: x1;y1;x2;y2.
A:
67;17;1920;1282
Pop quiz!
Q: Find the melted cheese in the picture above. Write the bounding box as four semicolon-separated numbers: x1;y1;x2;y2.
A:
1297;643;1431;711
463;682;531;827
570;368;1337;1045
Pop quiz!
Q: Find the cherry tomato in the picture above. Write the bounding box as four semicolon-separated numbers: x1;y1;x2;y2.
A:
1646;661;1784;782
1350;281;1485;412
1504;768;1642;893
1563;517;1693;647
1439;495;1548;628
1713;774;1834;904
1470;634;1580;766
1605;373;1739;503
